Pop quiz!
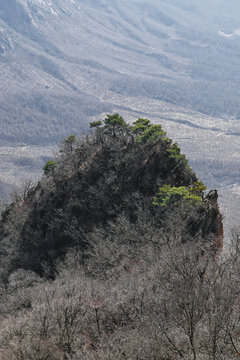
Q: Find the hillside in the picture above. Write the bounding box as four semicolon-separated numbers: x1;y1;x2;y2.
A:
0;115;223;278
1;117;240;360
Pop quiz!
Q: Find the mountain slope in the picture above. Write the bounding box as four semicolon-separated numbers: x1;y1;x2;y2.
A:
0;119;238;360
1;0;240;144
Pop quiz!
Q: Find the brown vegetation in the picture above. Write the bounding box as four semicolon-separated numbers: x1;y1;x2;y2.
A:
0;115;231;359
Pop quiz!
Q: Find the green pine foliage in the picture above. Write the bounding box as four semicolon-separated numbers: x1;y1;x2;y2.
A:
63;135;76;150
43;160;57;175
189;181;207;195
132;118;151;133
65;134;76;143
104;113;126;126
88;116;191;176
136;124;166;144
167;143;188;165
90;121;102;128
153;184;203;207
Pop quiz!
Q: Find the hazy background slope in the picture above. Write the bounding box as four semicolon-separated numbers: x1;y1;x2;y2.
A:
0;0;240;232
1;0;240;143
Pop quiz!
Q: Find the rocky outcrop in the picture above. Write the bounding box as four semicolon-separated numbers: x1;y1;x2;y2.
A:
204;190;224;250
0;118;224;277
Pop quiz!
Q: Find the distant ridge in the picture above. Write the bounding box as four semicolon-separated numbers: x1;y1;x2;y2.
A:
1;0;240;144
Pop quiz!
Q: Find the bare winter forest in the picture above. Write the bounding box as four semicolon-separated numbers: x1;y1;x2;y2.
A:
0;119;239;359
0;1;240;358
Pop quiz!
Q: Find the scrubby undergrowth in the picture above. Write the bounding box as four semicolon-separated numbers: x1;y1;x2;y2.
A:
0;226;240;360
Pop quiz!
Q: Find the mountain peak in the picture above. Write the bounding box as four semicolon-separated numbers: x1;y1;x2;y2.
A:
0;116;223;277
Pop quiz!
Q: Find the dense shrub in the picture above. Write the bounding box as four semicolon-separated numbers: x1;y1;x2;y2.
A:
43;160;57;175
167;142;188;165
153;184;203;207
136;124;166;144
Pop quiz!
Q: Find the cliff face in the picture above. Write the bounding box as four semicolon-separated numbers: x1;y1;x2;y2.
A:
184;195;223;249
0;116;223;278
203;190;224;250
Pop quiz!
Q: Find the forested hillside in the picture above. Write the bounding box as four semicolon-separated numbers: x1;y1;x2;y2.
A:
0;115;222;278
1;116;239;360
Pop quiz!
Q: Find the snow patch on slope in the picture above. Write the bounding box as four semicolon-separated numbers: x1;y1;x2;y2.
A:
218;28;240;39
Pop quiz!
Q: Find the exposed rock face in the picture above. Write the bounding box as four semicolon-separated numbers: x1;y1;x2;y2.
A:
216;211;224;250
204;190;224;250
183;193;223;250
